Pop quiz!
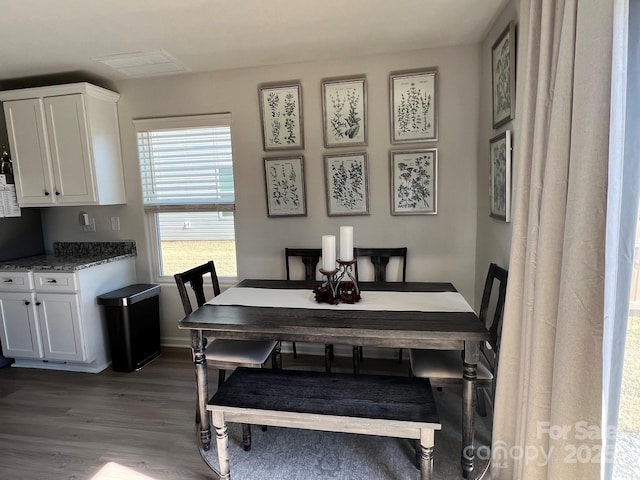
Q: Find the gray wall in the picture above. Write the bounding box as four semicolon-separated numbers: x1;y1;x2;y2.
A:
474;1;518;306
40;44;483;345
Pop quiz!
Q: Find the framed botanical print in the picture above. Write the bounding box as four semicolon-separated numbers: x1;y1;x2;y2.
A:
489;130;512;222
259;82;304;151
321;76;367;148
323;152;369;216
390;148;437;215
389;68;438;143
492;21;516;128
264;156;307;217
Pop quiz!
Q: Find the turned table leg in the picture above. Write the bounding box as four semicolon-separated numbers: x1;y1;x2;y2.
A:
461;341;479;478
213;410;230;480
191;330;211;450
419;428;435;480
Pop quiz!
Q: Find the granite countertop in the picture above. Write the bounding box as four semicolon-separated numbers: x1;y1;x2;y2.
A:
0;241;137;272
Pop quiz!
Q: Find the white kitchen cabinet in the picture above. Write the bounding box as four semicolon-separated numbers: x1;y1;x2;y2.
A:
0;271;41;359
31;271;84;362
0;83;126;207
0;289;84;363
0;291;42;359
36;292;84;362
0;271;84;362
0;257;136;372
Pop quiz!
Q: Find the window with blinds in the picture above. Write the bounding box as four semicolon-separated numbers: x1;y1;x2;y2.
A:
134;114;237;279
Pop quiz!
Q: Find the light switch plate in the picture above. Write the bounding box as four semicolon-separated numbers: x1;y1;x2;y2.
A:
111;216;120;231
83;218;96;232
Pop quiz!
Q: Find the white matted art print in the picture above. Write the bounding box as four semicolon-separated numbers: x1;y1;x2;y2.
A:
489;130;512;222
259;82;304;151
264;156;307;217
389;68;438;143
323;152;369;216
390;148;437;215
321;77;367;148
492;22;516;128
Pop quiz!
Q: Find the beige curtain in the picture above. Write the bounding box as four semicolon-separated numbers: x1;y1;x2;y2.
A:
491;0;613;478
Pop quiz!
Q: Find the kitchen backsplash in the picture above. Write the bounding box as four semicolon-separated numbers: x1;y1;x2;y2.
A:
54;241;136;257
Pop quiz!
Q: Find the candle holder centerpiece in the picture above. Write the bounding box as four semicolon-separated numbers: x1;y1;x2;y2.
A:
314;227;360;305
313;259;361;305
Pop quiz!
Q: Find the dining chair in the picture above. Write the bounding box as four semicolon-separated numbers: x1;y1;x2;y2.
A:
285;248;334;372
353;247;408;369
354;247;408;284
175;260;280;448
409;263;508;416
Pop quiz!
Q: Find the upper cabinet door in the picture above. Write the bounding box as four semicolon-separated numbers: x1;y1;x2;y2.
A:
0;83;125;207
2;98;56;205
44;94;97;204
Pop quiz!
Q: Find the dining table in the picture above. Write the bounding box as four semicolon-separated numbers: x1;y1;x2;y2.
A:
178;278;490;479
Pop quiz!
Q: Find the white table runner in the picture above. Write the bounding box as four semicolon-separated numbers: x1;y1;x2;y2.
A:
205;287;474;313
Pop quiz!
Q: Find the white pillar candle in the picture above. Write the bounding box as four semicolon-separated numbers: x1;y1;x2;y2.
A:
322;235;336;271
339;226;354;261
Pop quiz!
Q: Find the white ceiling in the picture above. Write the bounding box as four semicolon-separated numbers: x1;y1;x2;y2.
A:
1;0;508;83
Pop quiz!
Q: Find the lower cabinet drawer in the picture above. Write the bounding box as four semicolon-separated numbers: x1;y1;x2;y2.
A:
0;271;34;291
33;272;79;292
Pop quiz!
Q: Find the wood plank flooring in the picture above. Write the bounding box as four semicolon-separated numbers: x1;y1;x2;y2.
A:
0;348;411;480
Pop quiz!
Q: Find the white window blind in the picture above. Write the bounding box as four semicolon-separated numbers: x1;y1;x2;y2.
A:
135;114;234;212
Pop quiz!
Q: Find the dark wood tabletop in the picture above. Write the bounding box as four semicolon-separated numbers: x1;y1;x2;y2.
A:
178;279;489;350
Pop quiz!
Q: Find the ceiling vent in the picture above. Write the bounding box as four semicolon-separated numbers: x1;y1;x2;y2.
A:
94;50;190;77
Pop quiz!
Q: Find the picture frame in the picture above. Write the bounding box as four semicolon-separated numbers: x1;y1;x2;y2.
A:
491;21;516;129
321;76;367;148
323;152;369;216
390;148;437;215
389;67;438;144
264;156;307;217
259;82;304;151
489;130;512;222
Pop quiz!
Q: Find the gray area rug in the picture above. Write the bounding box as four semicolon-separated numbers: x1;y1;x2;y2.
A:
199;388;492;479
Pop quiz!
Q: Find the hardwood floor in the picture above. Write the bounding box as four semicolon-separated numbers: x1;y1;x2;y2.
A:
0;347;411;480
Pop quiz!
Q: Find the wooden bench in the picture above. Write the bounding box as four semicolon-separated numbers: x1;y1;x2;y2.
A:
207;367;441;480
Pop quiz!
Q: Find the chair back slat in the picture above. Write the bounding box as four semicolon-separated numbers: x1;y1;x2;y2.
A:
478;263;509;355
285;248;322;281
354;247;408;282
174;260;221;315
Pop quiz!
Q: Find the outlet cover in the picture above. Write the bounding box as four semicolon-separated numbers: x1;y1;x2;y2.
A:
111;216;120;231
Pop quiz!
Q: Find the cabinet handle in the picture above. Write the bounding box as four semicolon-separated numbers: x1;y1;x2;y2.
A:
47;279;57;283
55;191;61;196
44;191;50;196
35;302;41;306
24;301;30;306
3;279;12;283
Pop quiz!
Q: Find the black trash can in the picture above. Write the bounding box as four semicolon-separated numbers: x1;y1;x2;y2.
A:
97;284;161;372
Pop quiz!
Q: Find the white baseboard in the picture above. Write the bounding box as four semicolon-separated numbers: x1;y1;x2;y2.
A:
11;358;110;373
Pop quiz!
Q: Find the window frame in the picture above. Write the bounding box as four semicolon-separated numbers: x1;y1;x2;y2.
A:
133;113;238;284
